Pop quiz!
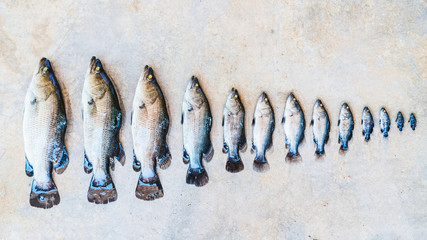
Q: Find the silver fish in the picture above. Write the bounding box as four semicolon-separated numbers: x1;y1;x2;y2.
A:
379;107;391;137
310;99;329;158
82;57;125;204
181;76;213;187
338;103;354;152
361;107;374;141
222;88;246;173
23;58;69;209
282;93;305;162
131;65;171;200
409;113;416;130
251;92;274;172
396;111;404;131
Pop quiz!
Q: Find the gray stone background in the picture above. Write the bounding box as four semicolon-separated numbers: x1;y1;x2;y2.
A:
0;0;426;239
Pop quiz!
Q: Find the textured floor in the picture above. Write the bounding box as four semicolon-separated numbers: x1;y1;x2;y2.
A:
0;1;426;239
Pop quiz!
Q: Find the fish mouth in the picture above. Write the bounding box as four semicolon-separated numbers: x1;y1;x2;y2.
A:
315;99;322;106
363;106;369;112
89;56;103;74
259;92;268;102
229;88;239;99
144;65;154;81
380;107;386;113
188;75;200;89
342;103;349;109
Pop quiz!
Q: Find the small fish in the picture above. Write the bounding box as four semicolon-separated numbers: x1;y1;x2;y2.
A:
310;99;330;158
131;65;171;200
396;111;404;131
361;107;374;141
82;57;125;204
251;92;274;172
181;76;213;187
409;113;417;130
282;93;305;162
338;103;354;152
23;58;69;209
222;88;246;173
379;107;391;137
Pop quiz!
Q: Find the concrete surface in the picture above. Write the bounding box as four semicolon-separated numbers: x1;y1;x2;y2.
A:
0;0;426;239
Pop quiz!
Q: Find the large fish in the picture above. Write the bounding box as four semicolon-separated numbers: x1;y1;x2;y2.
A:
310;99;329;158
282;93;305;162
23;58;69;209
251;92;274;172
396;111;404;131
338;103;354;152
409;113;416;130
181;76;213;187
222;88;246;173
361;106;374;141
131;65;171;200
379;107;391;137
82;57;125;204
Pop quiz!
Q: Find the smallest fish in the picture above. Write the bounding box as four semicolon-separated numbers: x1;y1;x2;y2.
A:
409;113;417;130
396;112;404;131
361;107;374;141
379;107;391;137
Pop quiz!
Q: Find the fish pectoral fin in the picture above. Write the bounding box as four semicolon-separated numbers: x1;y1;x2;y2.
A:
181;112;184;124
203;141;214;162
252;118;255;126
130;111;133;125
239;134;247;153
25;155;34;177
250;142;256;154
110;157;116;171
84;151;93;174
222;115;224;126
310;119;313;126
338;120;340;126
115;142;126;166
222;142;229;153
183;147;190;164
132;151;141;172
53;145;69;174
138;101;145;109
282;117;285;124
157;143;172;170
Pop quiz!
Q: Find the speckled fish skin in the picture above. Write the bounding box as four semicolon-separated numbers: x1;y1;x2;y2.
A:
409;113;416;130
282;93;305;162
361;107;374;141
23;58;68;209
181;76;213;187
251;92;274;172
396;111;404;131
338;103;354;152
379;107;391;137
131;65;171;200
82;57;125;204
310;99;329;158
222;88;246;173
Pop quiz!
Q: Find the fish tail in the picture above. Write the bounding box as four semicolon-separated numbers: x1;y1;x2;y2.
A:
285;151;301;163
157;143;172;170
135;173;164;201
383;131;389;137
339;143;349;154
29;178;60;209
315;148;325;159
225;153;244;173
253;154;270;173
87;175;117;204
186;167;209;187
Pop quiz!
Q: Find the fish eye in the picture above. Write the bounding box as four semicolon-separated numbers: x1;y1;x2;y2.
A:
264;98;268;102
148;75;153;79
42;67;48;73
95;66;101;73
195;83;199;87
293;98;296;101
320;103;323;107
346;106;349;109
234;95;238;98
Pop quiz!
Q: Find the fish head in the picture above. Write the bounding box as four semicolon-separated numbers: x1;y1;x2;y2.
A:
286;93;301;112
31;58;56;100
137;65;158;104
184;76;205;108
380;107;387;115
256;92;272;115
340;103;352;118
225;88;242;114
143;65;155;83
313;99;326;116
363;106;370;114
84;56;108;99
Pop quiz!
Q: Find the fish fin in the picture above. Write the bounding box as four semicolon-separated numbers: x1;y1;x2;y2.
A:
339;144;349;154
313;136;318;145
250;142;256;154
286;151;301;163
315;148;325;159
203;141;214;162
133;151;141;172
186;167;209;187
222;142;229;153
348;131;353;141
239;133;247;152
135;174;164;201
29;178;60;209
25;156;34;177
181;112;184;124
253;154;269;173
338;136;341;144
299;130;305;146
310;119;313;126
282;116;285;124
361;119;363;125
338;119;340;126
84;151;93;174
53;145;69;174
325;124;330;144
110;157;116;171
114;142;126;166
383;131;389;138
222;115;224;126
226;154;244;173
364;133;371;142
130;111;133;125
183;147;190;164
252;118;255;126
157;143;172;170
380;128;384;133
87;175;117;204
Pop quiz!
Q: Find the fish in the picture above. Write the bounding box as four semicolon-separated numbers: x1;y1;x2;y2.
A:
181;76;213;187
282;93;305;162
361;107;374;141
251;92;275;172
338;103;354;152
409;113;417;130
131;65;171;200
23;58;69;209
82;57;125;204
379;107;391;137
222;88;246;173
310;99;330;158
396;112;404;131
